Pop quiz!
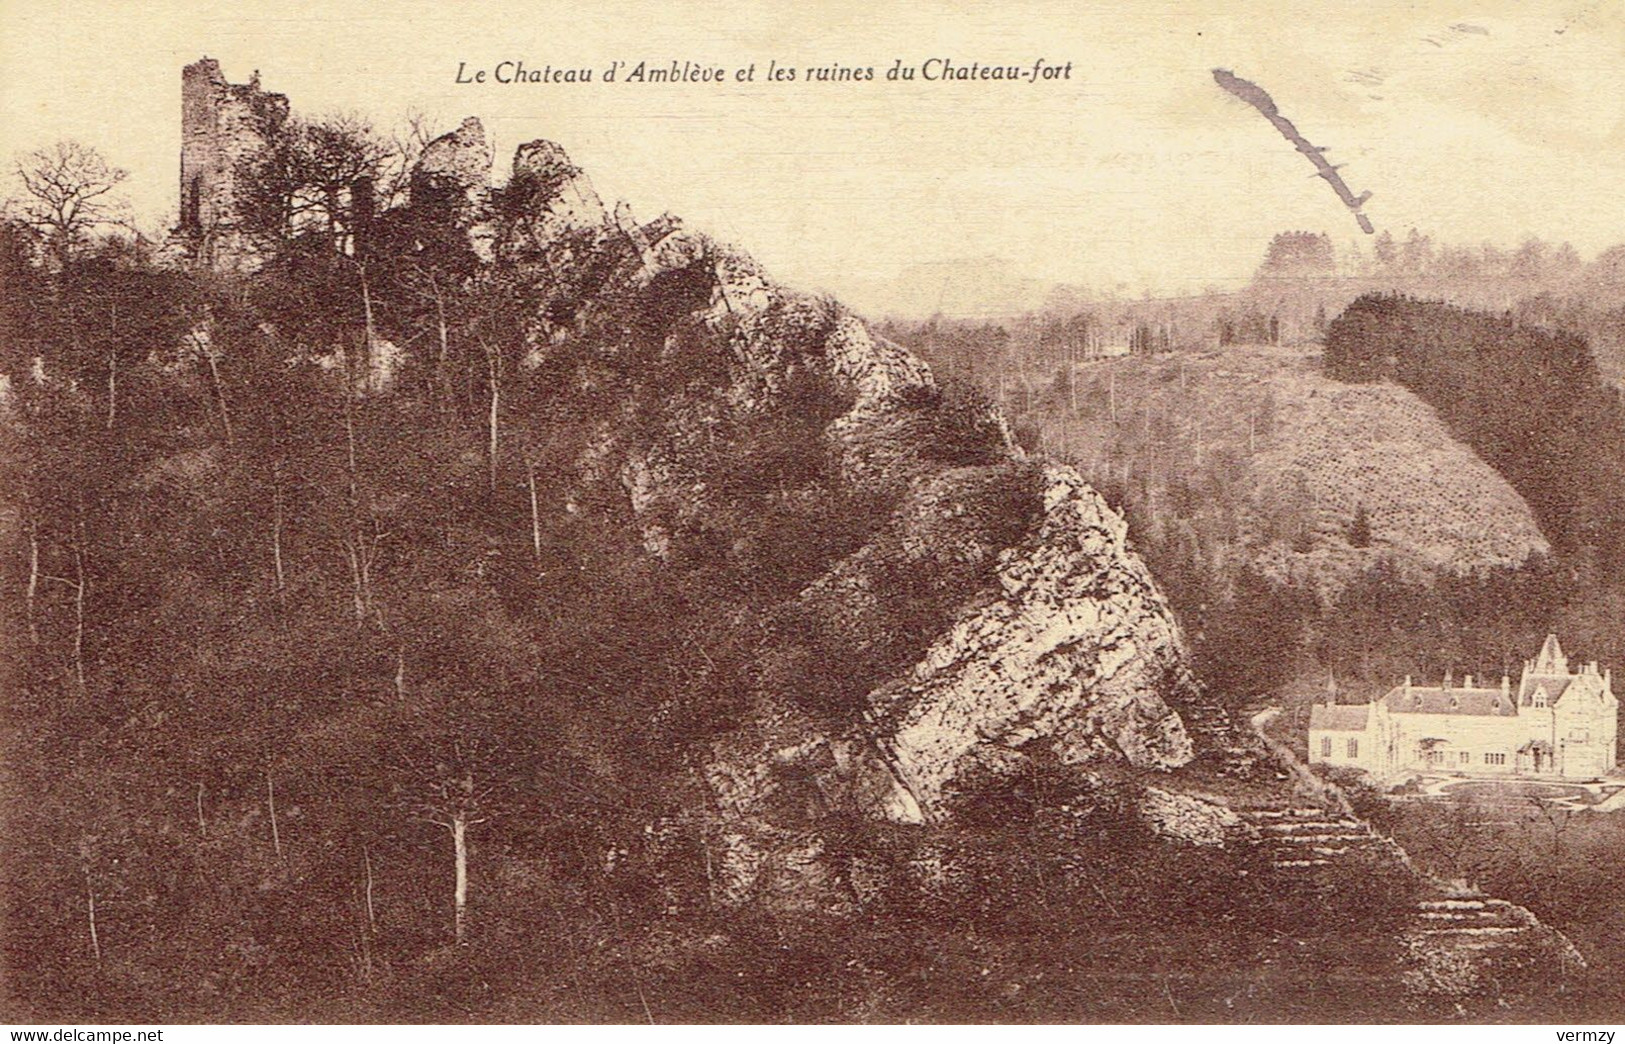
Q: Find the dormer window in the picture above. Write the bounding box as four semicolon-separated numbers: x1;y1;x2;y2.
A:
1533;691;1547;709
1449;696;1459;710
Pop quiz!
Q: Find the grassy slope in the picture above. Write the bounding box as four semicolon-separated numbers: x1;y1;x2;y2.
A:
1020;344;1548;594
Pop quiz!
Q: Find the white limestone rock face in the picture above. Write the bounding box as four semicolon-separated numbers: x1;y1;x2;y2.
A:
701;461;1200;905
822;317;942;478
504;139;609;257
411;117;495;258
412;116;492;205
702;721;880;912
823;315;935;410
1139;787;1248;846
486;138;1204;904
869;463;1196;821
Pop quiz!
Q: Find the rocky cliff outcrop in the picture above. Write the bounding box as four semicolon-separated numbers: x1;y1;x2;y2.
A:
509;140;607;245
412;117;496;259
697;456;1199;904
412;116;493;205
869;464;1193;821
401;142;1579;1007
406;132;1205;901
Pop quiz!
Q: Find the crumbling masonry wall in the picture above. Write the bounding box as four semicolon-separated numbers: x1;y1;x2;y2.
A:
179;58;288;270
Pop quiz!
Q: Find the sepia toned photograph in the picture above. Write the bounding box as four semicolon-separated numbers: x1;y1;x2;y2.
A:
2;0;1624;1027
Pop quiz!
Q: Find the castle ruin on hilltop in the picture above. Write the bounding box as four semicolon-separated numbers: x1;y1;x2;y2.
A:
175;58;289;271
171;58;508;272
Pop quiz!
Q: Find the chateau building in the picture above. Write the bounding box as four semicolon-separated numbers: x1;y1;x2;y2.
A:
1309;635;1619;781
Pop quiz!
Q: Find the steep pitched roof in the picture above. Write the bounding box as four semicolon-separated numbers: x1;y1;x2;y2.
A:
1555;673;1608;706
1309;704;1369;731
1381;686;1517;717
1519;675;1574;705
1533;633;1567;674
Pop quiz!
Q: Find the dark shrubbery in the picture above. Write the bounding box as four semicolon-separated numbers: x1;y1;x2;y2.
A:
903;374;1014;467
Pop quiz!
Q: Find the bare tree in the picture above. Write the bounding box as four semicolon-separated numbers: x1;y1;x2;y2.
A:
1525;791;1575;859
407;754;494;946
379;109;442;209
238;113;388;254
10;141;131;266
39;531;88;693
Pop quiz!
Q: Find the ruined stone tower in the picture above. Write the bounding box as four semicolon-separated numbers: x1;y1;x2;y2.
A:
178;58;288;270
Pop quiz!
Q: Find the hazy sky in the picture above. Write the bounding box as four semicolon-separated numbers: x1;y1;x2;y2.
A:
2;0;1622;312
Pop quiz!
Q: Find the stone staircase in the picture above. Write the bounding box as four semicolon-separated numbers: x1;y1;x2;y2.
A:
1243;805;1398;870
1176;700;1269;780
1231;801;1583;997
1410;897;1537;944
1147;702;1586;1005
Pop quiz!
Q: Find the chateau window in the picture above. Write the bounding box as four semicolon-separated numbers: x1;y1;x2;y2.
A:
1533;692;1547;708
1485;752;1507;766
1320;737;1332;758
1346;738;1359;759
1459;751;1470;765
1569;729;1589;743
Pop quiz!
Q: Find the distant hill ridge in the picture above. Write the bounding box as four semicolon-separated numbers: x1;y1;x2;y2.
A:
1027;344;1549;592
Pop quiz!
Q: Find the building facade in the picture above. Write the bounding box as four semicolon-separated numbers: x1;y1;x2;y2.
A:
1309;635;1619;781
